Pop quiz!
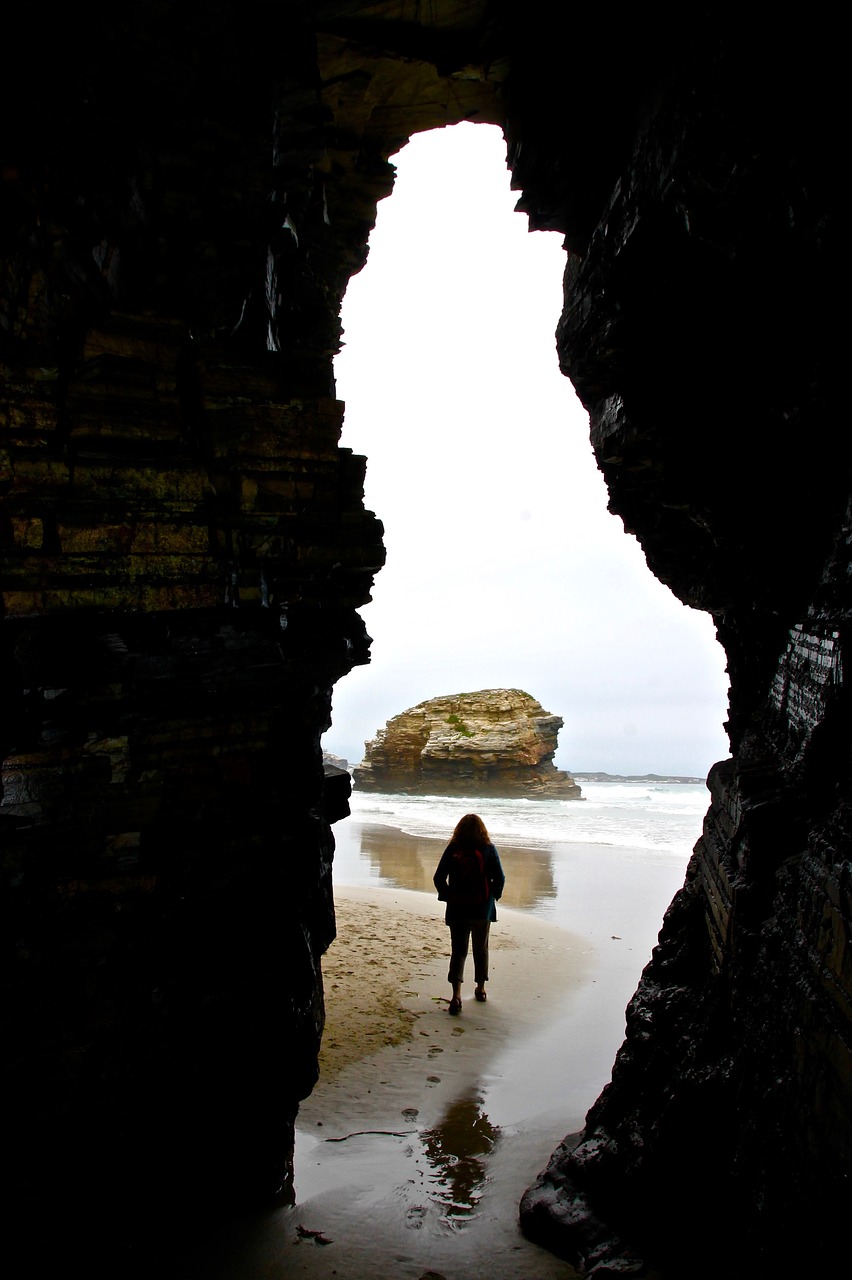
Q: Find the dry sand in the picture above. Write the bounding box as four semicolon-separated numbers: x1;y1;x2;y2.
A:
317;883;585;1082
317;886;452;1080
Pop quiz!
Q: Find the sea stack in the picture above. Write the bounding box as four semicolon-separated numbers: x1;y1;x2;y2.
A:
353;689;582;799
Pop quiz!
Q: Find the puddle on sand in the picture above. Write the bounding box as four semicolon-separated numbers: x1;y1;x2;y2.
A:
419;1091;499;1225
293;1089;499;1235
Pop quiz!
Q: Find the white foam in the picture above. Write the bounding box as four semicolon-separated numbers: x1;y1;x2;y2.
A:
348;780;709;857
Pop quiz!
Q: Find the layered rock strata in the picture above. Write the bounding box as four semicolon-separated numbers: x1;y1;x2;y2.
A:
1;6;506;1265
354;689;582;797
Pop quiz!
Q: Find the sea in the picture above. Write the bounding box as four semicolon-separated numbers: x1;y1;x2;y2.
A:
332;776;711;940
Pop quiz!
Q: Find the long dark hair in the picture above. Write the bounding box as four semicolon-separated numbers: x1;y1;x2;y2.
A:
450;813;490;849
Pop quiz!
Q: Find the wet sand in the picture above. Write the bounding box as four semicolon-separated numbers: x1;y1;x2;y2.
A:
185;822;679;1280
316;882;588;1081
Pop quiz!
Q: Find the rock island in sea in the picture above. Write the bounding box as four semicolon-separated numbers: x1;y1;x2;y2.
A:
353;688;582;799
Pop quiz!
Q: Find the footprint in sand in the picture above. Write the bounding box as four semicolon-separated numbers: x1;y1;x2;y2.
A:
401;1107;419;1120
427;1045;443;1058
451;1026;464;1036
426;1075;441;1084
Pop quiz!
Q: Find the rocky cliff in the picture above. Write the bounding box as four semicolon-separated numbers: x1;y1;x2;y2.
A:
1;4;848;1278
354;690;582;797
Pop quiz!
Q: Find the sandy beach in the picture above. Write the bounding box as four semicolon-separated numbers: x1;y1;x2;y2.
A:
316;882;589;1082
182;821;681;1280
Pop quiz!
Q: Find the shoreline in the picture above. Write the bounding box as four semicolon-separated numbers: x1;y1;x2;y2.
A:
184;820;683;1280
331;816;581;919
315;880;592;1086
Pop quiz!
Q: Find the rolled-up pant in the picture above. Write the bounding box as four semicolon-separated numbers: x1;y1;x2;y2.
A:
448;919;491;985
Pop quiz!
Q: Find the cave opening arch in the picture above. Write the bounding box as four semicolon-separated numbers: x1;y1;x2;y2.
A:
299;117;732;1256
325;120;730;785
1;7;847;1277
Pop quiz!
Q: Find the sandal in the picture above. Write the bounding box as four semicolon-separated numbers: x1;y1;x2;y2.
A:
475;988;487;1002
448;997;462;1015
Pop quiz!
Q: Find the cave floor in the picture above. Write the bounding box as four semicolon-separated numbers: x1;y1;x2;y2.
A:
180;863;675;1280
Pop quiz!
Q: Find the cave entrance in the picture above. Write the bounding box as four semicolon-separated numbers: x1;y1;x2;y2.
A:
304;122;729;1246
325;121;728;796
321;114;728;1028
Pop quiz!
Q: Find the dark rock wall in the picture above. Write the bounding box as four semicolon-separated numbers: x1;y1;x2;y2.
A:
1;0;381;1251
1;1;503;1267
1;3;848;1275
510;8;849;1277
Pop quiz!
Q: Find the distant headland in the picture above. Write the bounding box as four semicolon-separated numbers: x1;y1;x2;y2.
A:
572;772;705;785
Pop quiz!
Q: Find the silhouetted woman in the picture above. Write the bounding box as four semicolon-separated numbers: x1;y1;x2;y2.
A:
433;813;505;1014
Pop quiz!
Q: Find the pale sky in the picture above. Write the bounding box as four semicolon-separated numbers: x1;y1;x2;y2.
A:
323;122;731;778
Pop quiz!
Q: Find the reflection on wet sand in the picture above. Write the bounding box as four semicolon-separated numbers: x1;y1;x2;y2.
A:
355;822;557;912
419;1091;499;1226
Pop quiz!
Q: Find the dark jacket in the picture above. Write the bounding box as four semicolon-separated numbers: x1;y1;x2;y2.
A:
433;841;505;925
